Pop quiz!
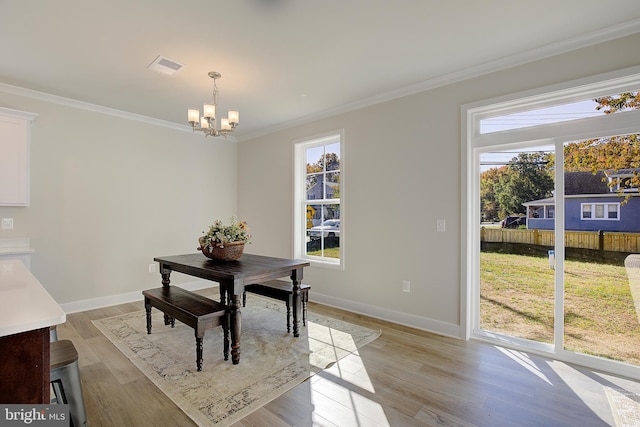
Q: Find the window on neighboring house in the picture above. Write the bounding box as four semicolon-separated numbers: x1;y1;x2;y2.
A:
547;206;555;219
581;203;620;220
294;131;343;267
617;176;639;193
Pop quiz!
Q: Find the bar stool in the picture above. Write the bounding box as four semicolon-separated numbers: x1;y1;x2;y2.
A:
50;339;88;427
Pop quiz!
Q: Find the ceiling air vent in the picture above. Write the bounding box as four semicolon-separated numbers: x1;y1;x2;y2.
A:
147;55;184;75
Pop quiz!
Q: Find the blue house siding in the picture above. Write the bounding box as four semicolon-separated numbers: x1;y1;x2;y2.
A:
526;196;640;232
527;217;552;230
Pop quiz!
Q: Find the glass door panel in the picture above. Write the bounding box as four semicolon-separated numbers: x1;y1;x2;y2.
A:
479;146;555;344
562;136;640;366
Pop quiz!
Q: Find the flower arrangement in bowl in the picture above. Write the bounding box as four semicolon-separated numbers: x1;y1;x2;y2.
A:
198;216;251;261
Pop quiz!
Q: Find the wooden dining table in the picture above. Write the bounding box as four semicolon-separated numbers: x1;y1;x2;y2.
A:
153;253;310;364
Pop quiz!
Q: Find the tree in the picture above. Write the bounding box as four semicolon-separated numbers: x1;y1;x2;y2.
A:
306;153;341;196
493;153;554;218
564;91;640;200
480;167;506;222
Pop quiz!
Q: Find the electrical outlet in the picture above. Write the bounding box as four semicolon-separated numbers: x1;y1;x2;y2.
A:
402;280;411;293
1;218;14;230
436;219;446;232
148;264;156;273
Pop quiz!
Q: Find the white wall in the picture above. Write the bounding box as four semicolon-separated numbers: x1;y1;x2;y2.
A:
238;33;640;338
0;93;238;308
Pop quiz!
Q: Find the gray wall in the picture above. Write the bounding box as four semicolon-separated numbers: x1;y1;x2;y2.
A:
1;33;638;330
237;33;640;337
0;93;238;307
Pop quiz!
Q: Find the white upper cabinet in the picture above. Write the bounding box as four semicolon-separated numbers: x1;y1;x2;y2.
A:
0;107;38;206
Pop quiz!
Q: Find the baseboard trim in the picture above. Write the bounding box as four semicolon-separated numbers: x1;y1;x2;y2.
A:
60;281;461;339
59;280;216;314
309;291;461;339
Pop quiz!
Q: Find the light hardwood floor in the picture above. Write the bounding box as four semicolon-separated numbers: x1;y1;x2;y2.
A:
57;287;640;426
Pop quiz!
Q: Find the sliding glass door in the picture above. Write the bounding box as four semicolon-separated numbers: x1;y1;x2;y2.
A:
562;135;640;367
479;145;556;348
466;72;640;379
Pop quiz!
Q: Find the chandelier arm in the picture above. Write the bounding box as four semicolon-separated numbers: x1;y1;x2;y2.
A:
187;71;238;138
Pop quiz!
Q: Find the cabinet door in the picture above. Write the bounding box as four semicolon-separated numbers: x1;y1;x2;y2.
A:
0;114;30;206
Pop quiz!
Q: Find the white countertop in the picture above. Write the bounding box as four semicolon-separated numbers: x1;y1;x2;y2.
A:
0;237;35;255
0;259;66;337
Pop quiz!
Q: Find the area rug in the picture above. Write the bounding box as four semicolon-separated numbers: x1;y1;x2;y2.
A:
93;294;380;426
605;386;640;427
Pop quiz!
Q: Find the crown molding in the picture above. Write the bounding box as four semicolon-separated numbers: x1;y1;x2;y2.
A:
2;17;639;143
0;82;191;133
0;82;239;143
238;18;640;142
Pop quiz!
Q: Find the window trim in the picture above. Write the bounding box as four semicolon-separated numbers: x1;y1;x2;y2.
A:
462;65;640;380
293;130;345;269
580;202;620;220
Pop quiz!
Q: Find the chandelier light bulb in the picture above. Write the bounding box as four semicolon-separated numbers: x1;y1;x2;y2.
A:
187;71;239;138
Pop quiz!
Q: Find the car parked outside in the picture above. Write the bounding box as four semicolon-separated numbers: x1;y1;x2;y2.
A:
501;216;526;228
308;219;340;239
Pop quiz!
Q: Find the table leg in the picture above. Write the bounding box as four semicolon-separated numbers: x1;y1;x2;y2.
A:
160;266;172;326
291;268;304;337
230;294;241;364
145;298;152;334
219;285;226;305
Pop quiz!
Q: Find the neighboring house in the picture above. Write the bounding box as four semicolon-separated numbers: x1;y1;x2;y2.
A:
306;177;340;226
524;169;640;232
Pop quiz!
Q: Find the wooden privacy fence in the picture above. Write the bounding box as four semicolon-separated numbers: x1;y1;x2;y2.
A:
480;227;640;253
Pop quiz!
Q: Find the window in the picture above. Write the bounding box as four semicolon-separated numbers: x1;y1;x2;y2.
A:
294;131;343;267
581;203;619;220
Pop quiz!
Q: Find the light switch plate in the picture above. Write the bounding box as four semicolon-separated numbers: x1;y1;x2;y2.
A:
1;218;14;230
436;219;446;232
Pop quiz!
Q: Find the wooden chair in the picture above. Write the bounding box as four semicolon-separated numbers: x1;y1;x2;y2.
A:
243;280;310;333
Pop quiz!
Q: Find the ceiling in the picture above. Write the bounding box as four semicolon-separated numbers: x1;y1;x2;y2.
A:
1;0;640;141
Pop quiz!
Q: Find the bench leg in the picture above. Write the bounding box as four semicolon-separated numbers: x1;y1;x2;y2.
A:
285;297;291;333
145;298;152;334
195;333;204;372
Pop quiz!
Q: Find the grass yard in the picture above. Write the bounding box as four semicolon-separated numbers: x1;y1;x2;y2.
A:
307;246;340;258
480;251;640;366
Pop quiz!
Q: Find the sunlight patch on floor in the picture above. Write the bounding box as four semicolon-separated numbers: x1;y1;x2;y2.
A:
309;352;388;426
495;346;553;385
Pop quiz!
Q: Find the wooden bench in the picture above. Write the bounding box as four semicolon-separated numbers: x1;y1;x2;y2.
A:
142;286;229;371
243;280;311;333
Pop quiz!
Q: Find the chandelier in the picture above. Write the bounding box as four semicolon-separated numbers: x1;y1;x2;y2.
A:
187;71;239;137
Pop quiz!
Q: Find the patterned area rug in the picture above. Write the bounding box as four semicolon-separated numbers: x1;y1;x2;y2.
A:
93;294;380;426
605;386;640;427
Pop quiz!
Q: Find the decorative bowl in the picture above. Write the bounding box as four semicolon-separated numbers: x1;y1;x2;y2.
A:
198;241;245;261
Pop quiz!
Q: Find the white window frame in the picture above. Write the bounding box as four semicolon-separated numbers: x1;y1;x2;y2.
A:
462;65;640;380
581;202;620;220
293;130;344;269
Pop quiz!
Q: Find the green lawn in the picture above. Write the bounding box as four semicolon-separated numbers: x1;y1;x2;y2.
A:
480;251;640;365
307;247;340;258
